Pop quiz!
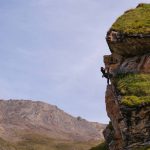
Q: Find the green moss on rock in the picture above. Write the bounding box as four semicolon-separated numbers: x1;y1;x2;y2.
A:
111;3;150;34
134;146;150;150
121;96;150;107
115;74;150;107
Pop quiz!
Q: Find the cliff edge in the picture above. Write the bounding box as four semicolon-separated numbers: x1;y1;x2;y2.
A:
103;3;150;150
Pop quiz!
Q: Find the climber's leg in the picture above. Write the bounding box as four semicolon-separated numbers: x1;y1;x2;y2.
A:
107;78;109;85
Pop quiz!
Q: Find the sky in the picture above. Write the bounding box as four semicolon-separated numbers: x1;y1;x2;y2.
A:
0;0;149;123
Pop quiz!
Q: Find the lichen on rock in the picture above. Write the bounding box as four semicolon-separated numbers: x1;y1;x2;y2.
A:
103;3;150;150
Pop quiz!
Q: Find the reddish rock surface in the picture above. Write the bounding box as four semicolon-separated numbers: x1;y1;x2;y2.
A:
103;4;150;150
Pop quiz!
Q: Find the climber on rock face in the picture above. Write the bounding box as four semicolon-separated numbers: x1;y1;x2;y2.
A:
100;67;112;85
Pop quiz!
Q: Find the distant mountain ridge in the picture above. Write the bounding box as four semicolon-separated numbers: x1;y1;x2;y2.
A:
0;99;105;144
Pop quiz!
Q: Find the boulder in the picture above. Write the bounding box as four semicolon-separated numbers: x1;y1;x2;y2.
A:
106;4;150;57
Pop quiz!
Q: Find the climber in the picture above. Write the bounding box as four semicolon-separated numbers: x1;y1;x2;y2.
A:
100;67;112;85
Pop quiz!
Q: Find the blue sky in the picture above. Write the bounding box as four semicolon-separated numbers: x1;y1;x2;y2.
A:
0;0;149;123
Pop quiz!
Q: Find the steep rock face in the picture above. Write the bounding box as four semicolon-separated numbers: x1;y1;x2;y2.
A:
106;30;150;57
104;53;150;74
104;90;150;150
104;85;124;150
103;3;150;150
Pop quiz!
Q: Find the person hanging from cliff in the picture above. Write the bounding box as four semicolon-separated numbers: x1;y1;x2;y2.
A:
100;67;112;85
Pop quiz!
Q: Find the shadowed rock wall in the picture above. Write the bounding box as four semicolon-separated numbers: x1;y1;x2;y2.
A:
103;3;150;150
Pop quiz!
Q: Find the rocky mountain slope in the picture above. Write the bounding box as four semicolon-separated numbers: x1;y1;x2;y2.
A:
103;3;150;150
0;99;105;150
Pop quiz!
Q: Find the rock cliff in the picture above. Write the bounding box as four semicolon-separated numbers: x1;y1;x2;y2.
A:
103;4;150;150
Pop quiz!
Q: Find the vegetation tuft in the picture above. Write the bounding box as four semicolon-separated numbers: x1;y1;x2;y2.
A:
134;146;150;150
111;3;150;34
115;73;150;107
89;142;107;150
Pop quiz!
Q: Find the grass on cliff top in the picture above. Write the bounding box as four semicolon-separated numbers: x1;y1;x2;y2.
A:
111;3;150;34
115;73;150;107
